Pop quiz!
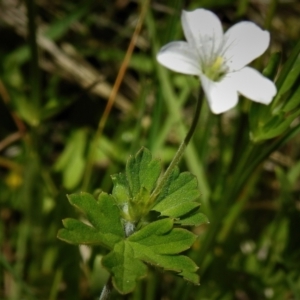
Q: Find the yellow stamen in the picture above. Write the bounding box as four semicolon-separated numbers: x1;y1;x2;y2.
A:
203;56;225;81
211;56;224;71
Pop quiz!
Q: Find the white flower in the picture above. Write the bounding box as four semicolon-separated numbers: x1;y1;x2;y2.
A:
157;9;277;114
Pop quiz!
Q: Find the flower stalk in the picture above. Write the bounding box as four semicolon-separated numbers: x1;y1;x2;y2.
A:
150;89;203;203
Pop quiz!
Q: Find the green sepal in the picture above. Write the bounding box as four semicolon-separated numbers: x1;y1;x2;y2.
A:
151;168;202;225
57;192;124;249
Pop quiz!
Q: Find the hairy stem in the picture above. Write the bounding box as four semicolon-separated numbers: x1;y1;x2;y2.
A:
99;276;113;300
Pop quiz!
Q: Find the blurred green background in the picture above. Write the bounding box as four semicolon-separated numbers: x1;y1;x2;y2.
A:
1;0;300;299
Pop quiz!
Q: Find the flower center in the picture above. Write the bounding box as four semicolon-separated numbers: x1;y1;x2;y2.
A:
203;56;227;81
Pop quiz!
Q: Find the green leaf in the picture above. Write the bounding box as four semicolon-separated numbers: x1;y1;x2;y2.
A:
102;219;199;294
102;241;147;294
126;147;161;197
58;148;206;294
158;201;200;218
141;254;199;284
57;192;124;249
58;218;111;246
249;101;272;135
249;45;300;142
273;39;300;108
54;129;87;189
282;84;300;112
151;168;201;225
287;160;300;186
129;219;197;254
111;147;162;221
262;52;281;79
112;148;207;225
45;1;92;40
176;211;209;226
251;111;298;142
12;92;39;125
152;255;199;285
129;219;199;284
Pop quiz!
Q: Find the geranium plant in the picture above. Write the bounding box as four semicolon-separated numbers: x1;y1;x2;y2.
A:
57;7;281;300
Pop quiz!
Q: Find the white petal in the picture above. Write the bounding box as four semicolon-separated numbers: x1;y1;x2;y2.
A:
156;41;200;75
223;22;270;71
200;73;238;114
231;67;277;104
181;9;223;60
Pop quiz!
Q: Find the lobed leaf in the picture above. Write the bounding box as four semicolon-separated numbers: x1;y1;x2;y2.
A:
151;168;201;224
125;147;161;197
137;253;199;285
129;219;199;283
102;219;200;294
158;202;200;218
176;211;209;226
101;241;147;294
129;219;197;254
58;218;114;246
57;192;124;249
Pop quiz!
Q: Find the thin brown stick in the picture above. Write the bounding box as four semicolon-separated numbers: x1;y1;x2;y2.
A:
82;0;150;190
0;132;23;153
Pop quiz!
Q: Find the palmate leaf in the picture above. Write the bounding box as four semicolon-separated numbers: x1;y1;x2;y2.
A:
126;147;162;197
152;167;208;226
111;148;207;226
112;148;161;209
101;240;147;294
57;192;124;249
102;219;199;294
129;219;196;253
176;210;209;226
58;148;207;295
111;147;161;204
111;147;162;221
